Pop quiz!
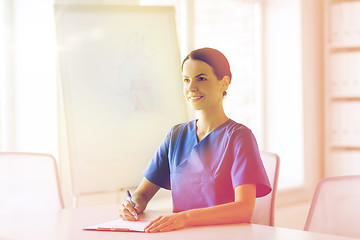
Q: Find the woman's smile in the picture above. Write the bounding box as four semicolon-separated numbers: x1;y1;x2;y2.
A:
188;95;204;102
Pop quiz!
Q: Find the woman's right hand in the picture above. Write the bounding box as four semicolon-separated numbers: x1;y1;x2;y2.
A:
118;178;160;221
118;190;148;221
118;198;140;221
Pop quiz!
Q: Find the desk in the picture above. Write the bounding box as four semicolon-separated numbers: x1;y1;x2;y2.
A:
0;205;357;240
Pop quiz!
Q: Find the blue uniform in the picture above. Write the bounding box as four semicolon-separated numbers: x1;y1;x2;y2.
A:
143;119;271;212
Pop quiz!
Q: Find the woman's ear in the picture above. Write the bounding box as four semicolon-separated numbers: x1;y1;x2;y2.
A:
221;76;230;91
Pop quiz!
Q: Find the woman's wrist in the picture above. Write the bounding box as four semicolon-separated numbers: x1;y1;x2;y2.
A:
132;192;148;213
177;210;192;227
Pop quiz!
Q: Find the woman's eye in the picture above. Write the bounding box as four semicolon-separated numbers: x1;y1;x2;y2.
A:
183;78;190;83
198;77;206;81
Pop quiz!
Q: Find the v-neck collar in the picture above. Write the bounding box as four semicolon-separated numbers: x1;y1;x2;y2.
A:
193;118;232;145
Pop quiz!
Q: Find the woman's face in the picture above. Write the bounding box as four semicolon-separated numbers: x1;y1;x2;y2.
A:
182;59;229;111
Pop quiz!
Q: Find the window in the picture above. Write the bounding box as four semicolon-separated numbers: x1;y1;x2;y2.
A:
0;0;58;156
262;0;304;189
192;0;263;144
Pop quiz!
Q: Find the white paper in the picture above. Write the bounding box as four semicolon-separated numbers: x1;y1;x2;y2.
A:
84;218;150;232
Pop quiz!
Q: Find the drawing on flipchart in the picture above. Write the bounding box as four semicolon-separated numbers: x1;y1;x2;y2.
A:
64;29;165;116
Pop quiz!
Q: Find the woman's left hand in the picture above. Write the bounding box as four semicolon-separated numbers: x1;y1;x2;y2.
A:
144;213;187;233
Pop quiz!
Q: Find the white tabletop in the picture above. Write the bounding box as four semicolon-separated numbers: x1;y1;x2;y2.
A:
0;204;357;240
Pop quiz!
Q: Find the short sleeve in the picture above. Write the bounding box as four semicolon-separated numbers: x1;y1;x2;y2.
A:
230;129;272;198
143;129;172;190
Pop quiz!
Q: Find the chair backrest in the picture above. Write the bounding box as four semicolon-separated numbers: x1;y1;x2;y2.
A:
251;151;280;226
0;152;64;214
304;175;360;238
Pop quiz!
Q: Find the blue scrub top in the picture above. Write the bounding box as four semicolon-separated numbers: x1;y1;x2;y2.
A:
143;119;272;212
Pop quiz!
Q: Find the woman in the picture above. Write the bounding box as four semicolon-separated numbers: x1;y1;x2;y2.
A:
119;47;271;232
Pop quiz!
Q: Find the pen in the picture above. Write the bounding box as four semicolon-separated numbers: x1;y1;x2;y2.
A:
126;190;138;220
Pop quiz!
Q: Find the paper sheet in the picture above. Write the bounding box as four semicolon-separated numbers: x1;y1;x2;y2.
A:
84;217;150;232
83;211;168;232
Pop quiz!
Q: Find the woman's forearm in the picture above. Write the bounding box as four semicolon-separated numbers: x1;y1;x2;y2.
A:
144;184;256;232
143;199;255;233
181;200;254;227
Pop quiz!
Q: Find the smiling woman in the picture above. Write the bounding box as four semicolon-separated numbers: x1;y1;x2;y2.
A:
118;48;271;232
182;59;228;112
181;48;231;139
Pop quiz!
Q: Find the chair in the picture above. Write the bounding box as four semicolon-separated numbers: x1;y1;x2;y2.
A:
304;175;360;239
251;151;280;226
0;152;64;214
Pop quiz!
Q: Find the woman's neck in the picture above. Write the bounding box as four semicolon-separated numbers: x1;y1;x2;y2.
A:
196;108;229;138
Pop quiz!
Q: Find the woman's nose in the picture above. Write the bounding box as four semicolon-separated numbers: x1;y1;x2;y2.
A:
188;80;197;92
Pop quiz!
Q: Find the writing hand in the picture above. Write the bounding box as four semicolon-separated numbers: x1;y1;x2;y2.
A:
118;199;139;221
